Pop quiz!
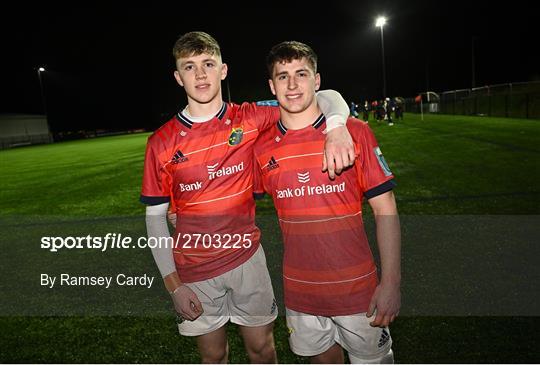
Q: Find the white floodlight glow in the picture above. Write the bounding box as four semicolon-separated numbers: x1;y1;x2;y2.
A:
375;16;387;27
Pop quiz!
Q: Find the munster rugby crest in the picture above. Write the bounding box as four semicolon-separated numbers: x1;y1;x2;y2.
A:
228;127;243;146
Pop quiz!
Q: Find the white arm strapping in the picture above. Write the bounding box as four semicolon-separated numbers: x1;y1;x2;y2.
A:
145;203;176;278
316;89;349;132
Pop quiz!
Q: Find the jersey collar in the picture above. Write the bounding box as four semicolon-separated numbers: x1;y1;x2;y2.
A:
175;102;228;129
277;113;325;135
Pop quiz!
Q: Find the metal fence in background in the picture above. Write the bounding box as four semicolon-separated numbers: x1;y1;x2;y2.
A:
405;81;540;119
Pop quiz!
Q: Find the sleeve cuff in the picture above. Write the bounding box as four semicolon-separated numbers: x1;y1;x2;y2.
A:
364;179;396;200
324;115;346;132
140;195;170;205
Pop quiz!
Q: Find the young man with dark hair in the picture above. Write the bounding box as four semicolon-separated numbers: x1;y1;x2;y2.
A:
254;41;401;364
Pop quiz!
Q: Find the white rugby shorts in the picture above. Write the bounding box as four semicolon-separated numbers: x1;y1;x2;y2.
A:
178;244;278;336
286;308;392;360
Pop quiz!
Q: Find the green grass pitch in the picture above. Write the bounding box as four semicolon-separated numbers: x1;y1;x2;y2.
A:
1;113;538;363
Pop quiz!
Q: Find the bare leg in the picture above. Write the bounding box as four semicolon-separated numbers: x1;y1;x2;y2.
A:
311;343;344;364
238;322;277;363
196;326;228;364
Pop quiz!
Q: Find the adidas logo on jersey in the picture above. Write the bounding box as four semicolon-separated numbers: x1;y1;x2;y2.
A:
266;156;280;171
207;161;244;180
378;328;390;348
171;150;188;164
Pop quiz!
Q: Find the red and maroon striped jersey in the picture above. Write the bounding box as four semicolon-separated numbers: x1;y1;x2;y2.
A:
254;115;395;316
141;102;279;282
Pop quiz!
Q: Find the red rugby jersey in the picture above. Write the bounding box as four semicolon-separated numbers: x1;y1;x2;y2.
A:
140;102;279;282
254;115;395;316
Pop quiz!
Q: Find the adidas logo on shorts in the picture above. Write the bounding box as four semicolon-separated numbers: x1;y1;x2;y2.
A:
378;328;390;348
270;298;277;315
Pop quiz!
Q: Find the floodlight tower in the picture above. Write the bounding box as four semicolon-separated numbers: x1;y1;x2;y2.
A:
37;67;48;117
36;67;52;142
375;16;387;98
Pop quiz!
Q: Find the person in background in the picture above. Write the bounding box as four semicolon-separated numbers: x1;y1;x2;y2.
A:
362;100;370;122
384;97;394;126
350;101;359;118
394;97;404;121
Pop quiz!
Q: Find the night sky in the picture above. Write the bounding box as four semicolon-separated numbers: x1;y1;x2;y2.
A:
2;1;538;132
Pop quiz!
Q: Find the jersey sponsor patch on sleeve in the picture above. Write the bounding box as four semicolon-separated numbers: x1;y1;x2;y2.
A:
256;100;279;106
374;146;392;176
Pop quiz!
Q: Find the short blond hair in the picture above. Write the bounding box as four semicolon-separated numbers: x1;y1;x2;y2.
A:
172;31;221;60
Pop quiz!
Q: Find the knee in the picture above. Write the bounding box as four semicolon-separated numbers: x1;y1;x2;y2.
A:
246;335;276;363
201;343;229;364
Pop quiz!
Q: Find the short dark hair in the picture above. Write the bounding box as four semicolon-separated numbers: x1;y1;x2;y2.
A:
173;31;221;60
266;41;317;77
